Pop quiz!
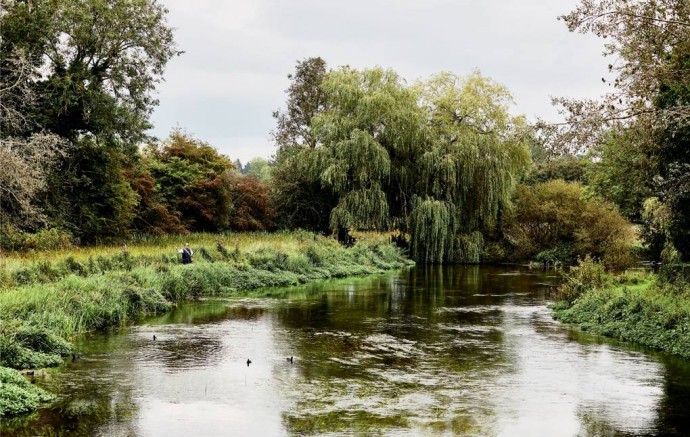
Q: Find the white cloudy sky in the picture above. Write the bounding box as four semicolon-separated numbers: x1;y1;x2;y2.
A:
149;0;610;163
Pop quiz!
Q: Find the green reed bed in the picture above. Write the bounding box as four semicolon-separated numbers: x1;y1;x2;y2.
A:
0;231;411;417
552;260;690;359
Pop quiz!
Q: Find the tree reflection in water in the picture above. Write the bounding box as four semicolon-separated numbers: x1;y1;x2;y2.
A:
5;266;690;436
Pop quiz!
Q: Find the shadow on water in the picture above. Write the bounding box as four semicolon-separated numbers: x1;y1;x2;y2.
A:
5;265;690;436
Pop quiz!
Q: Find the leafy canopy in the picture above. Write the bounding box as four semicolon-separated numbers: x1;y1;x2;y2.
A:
274;65;531;263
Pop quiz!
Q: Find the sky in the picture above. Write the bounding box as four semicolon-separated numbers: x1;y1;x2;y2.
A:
149;0;610;163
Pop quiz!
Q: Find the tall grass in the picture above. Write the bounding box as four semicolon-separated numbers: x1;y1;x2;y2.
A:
0;231;410;370
0;231;402;289
552;260;690;359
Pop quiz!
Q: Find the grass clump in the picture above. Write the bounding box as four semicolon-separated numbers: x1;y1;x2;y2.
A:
0;324;72;369
553;258;690;358
0;367;55;417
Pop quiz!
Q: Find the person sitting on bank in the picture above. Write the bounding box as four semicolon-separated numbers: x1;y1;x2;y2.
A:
178;243;193;264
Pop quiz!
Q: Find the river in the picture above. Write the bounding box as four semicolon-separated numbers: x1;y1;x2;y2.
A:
4;265;690;436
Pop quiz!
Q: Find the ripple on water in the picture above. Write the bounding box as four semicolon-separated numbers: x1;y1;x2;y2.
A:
12;266;689;437
436;305;502;314
360;334;425;359
131;325;226;371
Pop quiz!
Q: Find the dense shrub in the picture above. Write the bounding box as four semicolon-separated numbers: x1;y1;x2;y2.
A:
555;256;609;304
0;367;54;417
0;224;26;251
21;228;74;251
659;263;690;287
228;175;275;231
503;180;636;269
554;274;690;359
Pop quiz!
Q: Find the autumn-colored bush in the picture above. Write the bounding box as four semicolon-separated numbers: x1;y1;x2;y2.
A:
229;175;275;231
123;164;185;235
503;180;636;269
145;130;235;232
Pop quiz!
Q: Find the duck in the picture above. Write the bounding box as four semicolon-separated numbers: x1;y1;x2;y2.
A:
287;356;294;364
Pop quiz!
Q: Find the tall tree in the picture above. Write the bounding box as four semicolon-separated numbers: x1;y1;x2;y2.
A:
0;134;62;232
308;67;426;231
1;0;180;144
1;0;179;241
0;47;64;234
272;57;328;150
145;131;235;232
554;0;690;260
410;72;530;262
586;127;655;222
282;66;530;263
271;58;337;231
546;0;690;152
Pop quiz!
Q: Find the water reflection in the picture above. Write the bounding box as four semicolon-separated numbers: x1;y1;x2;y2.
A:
4;266;690;436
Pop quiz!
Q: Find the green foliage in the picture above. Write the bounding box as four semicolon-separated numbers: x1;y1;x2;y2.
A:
0;321;73;369
0;227;74;252
0;0;179;142
45;138;139;243
271;58;337;232
556;256;609;304
0;0;179;243
525;155;588;185
418;72;531;234
275;66;530;263
21;228;74;251
145;130;236;232
244;157;273;183
308;67;421;232
641;197;671;261
271;143;338;232
534;245;574;267
0;367;54;417
0;341;63;370
272;57;328;150
554;272;690;359
655;105;690;261
558;0;690;261
503;180;636;269
659;263;690;287
0;224;25;251
586;128;655;222
409;199;454;263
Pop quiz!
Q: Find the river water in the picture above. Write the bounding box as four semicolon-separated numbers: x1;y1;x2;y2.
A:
4;266;690;436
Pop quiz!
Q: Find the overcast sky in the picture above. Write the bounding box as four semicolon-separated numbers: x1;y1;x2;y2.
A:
149;0;610;163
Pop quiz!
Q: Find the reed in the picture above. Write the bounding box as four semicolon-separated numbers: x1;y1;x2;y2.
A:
0;231;409;370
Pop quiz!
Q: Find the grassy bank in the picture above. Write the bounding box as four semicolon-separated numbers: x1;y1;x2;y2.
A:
0;231;411;417
552;260;690;359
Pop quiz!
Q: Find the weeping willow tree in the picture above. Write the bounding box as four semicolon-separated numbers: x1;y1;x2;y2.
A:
276;65;530;263
296;67;427;231
410;72;530;263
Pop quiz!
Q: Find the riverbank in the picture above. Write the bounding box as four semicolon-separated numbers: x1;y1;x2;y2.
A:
0;231;411;417
552;264;690;359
